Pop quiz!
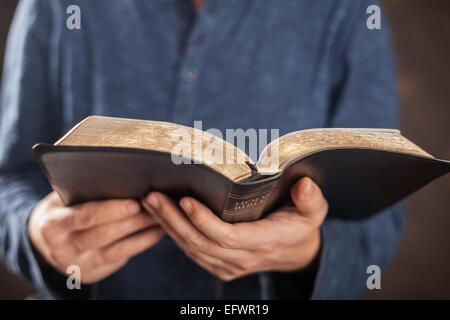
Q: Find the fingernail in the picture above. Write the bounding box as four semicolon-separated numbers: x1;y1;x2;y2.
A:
124;201;140;214
301;179;314;200
146;193;160;210
179;198;192;214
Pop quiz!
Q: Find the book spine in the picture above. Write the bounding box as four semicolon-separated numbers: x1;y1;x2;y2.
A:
221;180;278;223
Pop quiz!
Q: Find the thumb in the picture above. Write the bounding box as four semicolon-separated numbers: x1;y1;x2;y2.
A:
290;177;328;223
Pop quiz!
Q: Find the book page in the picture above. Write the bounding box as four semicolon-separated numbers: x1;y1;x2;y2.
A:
256;128;434;175
56;116;253;182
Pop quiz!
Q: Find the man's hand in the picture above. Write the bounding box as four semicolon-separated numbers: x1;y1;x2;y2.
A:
142;177;328;281
29;192;165;283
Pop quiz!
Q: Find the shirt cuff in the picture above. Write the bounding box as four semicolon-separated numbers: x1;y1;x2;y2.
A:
310;218;367;299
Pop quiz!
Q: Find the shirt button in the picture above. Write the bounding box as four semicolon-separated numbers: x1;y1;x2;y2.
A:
183;67;198;83
176;102;188;114
193;33;205;45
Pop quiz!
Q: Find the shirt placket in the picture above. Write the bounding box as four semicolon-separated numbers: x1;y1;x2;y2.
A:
171;0;221;125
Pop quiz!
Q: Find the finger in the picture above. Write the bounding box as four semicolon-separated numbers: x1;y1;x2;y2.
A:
186;251;238;282
290;177;328;224
181;195;324;249
47;191;64;206
179;197;243;248
180;197;284;249
143;192;214;250
71;212;157;252
143;193;248;262
143;198;227;267
186;245;245;273
142;193;190;248
81;259;128;284
94;226;165;267
142;194;215;255
59;199;142;231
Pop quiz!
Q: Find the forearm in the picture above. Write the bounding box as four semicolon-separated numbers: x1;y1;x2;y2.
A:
0;169;94;299
0;168;49;285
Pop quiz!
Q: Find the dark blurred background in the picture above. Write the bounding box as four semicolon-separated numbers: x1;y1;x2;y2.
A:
0;0;449;299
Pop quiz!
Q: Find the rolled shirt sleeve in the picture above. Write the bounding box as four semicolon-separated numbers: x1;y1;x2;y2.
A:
0;0;91;299
261;0;405;299
311;0;405;299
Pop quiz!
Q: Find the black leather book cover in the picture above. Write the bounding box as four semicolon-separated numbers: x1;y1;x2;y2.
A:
33;143;450;222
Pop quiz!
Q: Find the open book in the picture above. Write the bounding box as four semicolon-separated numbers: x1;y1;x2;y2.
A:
33;116;450;222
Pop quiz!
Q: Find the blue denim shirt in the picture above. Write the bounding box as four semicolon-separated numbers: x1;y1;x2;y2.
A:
0;0;404;299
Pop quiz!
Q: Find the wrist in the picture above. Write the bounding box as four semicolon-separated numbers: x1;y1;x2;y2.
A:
301;228;322;273
287;228;322;273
